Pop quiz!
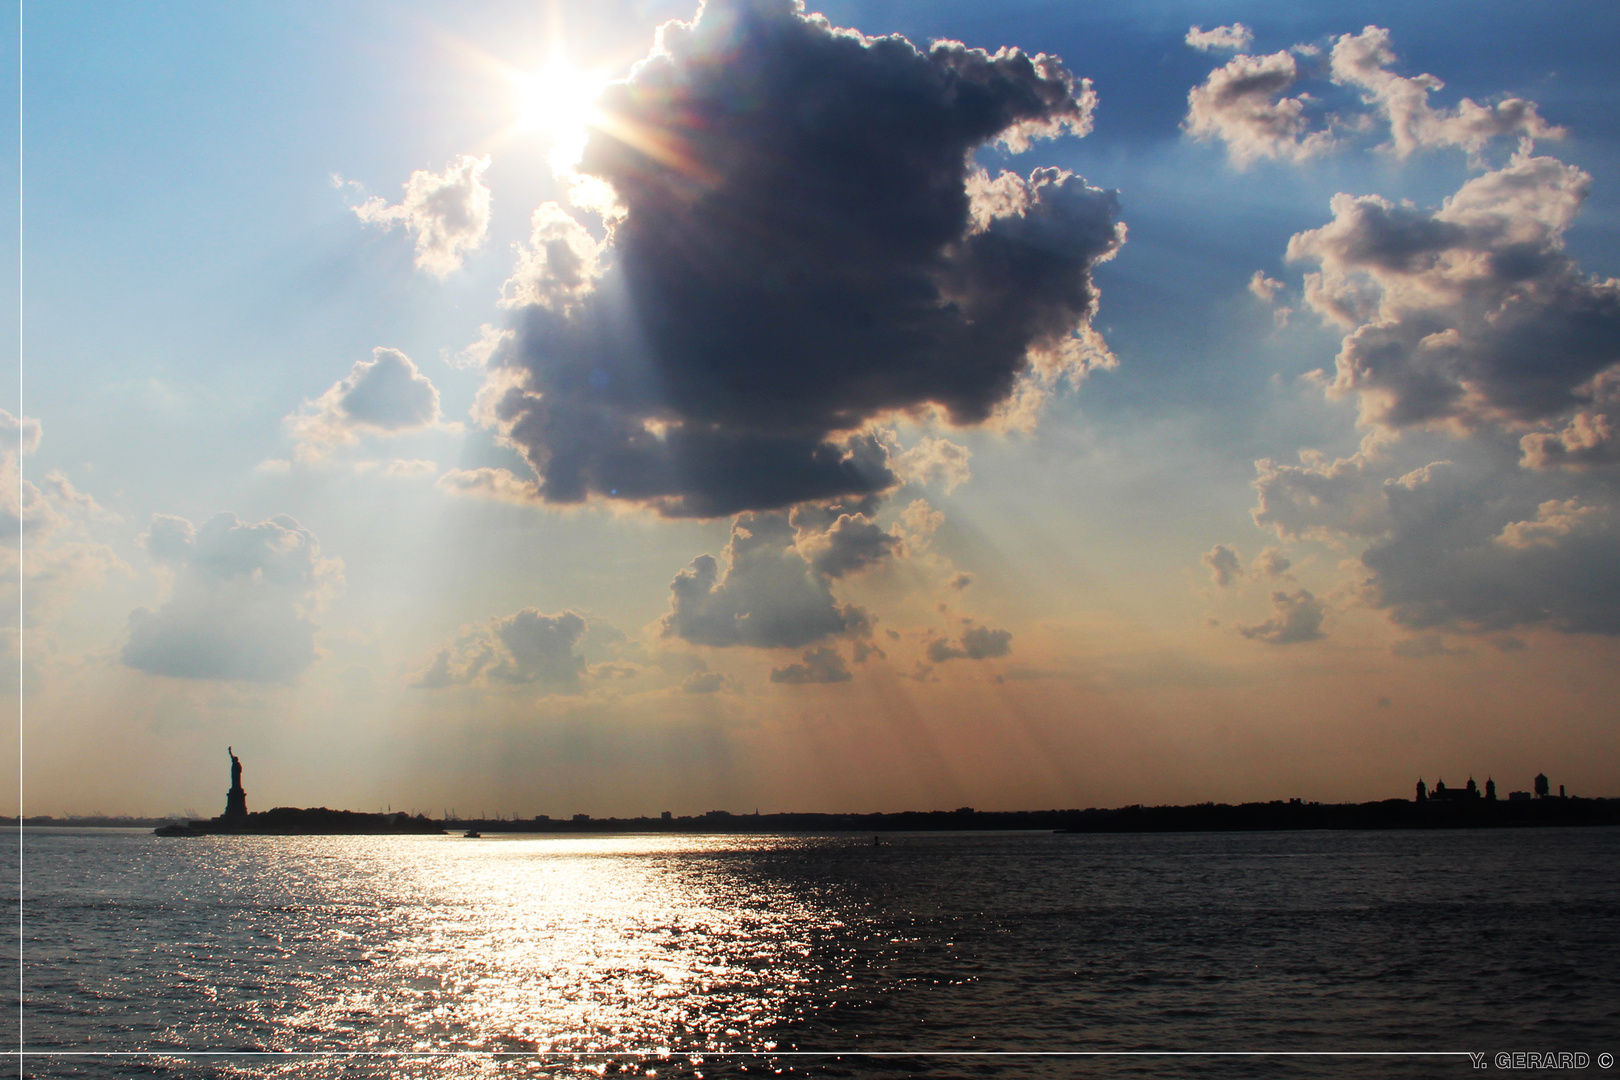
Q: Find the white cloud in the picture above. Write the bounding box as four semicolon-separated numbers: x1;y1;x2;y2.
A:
288;348;442;464
411;608;625;693
1520;369;1620;470
436;467;540;504
1329;26;1562;160
1202;544;1242;587
1248;271;1285;302
1252;437;1404;542
1;418;127;659
794;511;902;578
1288;153;1619;434
661;512;871;650
353;154;492;277
1238;589;1325;644
1493;498;1606;550
1186;24;1254;52
500;202;605;312
1186;26;1559;169
1252;546;1293;579
414;609;591;691
1185;51;1335;168
888;434;973;493
447;323;514;371
122;513;342;683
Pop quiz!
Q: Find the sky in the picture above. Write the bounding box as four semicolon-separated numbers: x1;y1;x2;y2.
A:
11;0;1620;818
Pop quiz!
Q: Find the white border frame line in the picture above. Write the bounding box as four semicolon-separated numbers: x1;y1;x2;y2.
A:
10;1051;1477;1059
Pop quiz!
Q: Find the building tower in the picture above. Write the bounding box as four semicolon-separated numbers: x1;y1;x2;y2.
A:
1485;777;1496;801
1415;778;1428;803
1534;773;1550;799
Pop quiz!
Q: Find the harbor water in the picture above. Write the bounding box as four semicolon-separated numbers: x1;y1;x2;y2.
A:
10;826;1619;1078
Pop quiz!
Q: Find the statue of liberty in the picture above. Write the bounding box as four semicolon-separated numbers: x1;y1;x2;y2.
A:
224;746;248;820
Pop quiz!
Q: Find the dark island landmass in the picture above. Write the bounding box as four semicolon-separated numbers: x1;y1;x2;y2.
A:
10;753;1615;836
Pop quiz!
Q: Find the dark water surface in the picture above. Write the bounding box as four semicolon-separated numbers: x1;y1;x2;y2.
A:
11;827;1619;1078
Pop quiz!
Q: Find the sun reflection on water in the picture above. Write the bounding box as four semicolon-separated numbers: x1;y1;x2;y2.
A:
251;835;835;1059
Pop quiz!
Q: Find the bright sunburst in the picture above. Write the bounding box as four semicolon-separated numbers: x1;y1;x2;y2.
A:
510;58;610;169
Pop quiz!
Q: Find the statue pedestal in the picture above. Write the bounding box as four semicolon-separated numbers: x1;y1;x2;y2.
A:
224;786;248;820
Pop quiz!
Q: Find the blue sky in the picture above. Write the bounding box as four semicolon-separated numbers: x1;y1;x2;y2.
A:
13;0;1620;816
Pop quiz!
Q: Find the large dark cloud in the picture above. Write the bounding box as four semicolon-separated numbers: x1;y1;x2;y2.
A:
483;0;1123;517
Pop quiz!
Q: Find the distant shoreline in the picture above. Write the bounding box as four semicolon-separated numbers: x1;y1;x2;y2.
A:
8;796;1618;836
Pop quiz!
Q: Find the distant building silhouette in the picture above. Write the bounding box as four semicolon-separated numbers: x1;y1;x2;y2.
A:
223;747;248;820
1485;777;1496;801
1535;773;1550;798
1415;779;1428;803
1428;777;1482;802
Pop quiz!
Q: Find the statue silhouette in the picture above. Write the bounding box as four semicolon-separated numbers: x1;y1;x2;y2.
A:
224;746;248;820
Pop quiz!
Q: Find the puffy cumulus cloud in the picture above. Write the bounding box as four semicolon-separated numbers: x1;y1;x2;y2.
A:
1252;546;1293;579
770;645;852;685
1252;437;1405;542
1185;51;1334;168
1238;589;1325;644
681;669;730;694
500;202;605;312
793;509;902;578
1;411;36;539
437;466;541;505
887;434;972;493
1288;154;1620;434
2;421;127;644
478;0;1122;517
353;154;492;277
1329;26;1561;160
1356;467;1620;634
660;512;872;649
1248;271;1285;302
414;609;590;690
3;418;124;628
3;410;40;459
122;513;341;683
448;323;514;371
1520;369;1620;470
1186;24;1253;52
288;348;442;463
926;623;1012;662
1201;544;1242;587
1248;442;1620;636
1187;26;1558;169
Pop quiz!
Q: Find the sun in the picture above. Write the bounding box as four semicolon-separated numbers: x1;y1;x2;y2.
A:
511;58;610;169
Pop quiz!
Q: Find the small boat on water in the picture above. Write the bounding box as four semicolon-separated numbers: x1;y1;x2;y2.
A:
463;830;481;838
153;823;200;837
